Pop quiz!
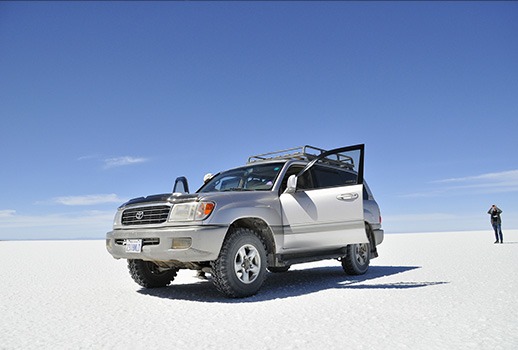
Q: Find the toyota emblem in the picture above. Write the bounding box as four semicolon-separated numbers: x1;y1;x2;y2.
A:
135;211;144;220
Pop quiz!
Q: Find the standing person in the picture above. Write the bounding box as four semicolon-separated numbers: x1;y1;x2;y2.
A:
487;205;503;244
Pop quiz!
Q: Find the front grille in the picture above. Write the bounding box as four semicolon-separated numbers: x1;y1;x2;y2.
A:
122;205;170;226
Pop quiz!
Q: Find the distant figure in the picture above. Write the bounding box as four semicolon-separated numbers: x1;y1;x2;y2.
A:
487;205;503;244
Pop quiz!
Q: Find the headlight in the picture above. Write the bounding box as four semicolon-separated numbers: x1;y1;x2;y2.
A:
169;202;215;222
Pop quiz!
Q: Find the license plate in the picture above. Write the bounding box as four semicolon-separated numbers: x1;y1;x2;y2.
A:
124;239;142;253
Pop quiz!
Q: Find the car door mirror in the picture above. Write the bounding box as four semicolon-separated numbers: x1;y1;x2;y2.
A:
284;174;297;194
173;176;189;194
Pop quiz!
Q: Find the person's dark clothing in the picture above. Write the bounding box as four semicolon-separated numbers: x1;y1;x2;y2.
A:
488;207;503;243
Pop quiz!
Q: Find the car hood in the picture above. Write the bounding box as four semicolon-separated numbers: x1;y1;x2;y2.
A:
121;191;275;208
121;192;203;206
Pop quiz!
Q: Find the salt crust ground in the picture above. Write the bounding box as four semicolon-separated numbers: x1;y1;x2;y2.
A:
1;230;517;350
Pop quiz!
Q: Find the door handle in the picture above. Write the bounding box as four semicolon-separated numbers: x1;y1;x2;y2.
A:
336;193;359;201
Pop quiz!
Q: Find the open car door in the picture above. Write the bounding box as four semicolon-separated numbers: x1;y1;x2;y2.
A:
280;144;368;252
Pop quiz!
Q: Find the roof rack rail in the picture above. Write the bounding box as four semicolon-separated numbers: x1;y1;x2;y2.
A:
247;145;354;169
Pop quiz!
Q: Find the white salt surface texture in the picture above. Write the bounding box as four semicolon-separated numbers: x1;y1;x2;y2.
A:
1;230;517;349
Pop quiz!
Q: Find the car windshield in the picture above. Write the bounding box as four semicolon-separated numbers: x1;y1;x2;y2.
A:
198;163;284;193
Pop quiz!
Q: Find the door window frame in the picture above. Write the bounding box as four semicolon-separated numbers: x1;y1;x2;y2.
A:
296;144;364;187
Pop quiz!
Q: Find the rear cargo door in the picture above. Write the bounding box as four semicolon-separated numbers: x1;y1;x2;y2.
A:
280;144;368;251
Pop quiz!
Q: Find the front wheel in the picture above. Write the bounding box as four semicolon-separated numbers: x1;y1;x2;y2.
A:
211;228;267;298
341;243;370;275
127;259;178;288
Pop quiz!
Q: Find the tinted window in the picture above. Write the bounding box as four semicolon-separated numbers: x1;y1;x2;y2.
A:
312;166;358;189
280;165;313;192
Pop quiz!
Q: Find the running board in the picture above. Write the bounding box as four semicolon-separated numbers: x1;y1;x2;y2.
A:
276;247;348;266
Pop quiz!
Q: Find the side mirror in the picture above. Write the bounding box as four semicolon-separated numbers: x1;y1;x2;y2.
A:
173;176;189;194
285;175;297;194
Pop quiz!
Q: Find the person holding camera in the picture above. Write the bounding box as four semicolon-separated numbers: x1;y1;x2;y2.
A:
488;205;504;244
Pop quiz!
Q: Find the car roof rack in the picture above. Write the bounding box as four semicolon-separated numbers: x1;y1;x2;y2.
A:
247;145;354;169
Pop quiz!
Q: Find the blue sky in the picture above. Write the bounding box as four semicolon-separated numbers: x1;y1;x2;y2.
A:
1;1;517;240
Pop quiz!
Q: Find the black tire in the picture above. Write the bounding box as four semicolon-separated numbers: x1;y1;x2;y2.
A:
342;242;370;275
127;259;178;288
211;228;267;298
268;266;291;273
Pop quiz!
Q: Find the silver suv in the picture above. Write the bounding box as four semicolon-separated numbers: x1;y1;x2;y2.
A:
106;145;383;298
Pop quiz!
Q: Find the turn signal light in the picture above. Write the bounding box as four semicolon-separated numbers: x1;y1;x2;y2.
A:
195;202;215;220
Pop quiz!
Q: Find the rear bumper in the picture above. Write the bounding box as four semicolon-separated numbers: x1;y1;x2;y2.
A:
106;224;228;262
372;228;384;245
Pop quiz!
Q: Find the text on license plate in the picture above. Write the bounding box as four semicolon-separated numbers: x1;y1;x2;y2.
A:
124;239;142;253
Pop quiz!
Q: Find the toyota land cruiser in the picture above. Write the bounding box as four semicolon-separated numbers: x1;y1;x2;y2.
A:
106;144;383;298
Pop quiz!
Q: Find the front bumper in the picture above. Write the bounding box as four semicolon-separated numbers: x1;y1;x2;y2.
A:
106;224;228;262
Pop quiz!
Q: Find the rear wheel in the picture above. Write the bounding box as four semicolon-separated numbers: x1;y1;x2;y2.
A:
342;243;370;275
211;228;267;298
127;259;178;288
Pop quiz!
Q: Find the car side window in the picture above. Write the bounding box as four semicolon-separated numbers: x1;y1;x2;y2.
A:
312;165;358;189
280;165;313;192
297;170;313;190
